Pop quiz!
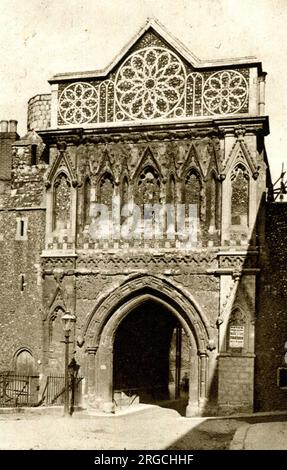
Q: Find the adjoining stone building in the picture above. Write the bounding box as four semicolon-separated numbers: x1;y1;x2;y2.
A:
0;20;285;415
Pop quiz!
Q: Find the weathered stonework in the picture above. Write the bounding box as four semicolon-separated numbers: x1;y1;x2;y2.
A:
1;20;280;416
28;94;51;131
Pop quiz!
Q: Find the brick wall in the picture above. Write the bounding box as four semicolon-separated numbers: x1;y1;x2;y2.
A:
27;95;51;131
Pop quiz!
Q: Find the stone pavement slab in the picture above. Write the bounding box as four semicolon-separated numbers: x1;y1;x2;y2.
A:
230;422;287;450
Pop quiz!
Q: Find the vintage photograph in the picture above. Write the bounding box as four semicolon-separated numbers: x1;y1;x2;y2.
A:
0;0;287;455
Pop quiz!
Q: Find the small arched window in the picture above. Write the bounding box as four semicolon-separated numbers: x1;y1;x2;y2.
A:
231;164;249;226
53;172;71;230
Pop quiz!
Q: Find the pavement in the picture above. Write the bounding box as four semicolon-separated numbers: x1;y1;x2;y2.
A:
0;404;286;450
230;421;287;450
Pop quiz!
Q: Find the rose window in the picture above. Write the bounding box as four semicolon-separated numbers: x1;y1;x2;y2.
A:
58;82;98;124
115;47;186;120
203;71;248;115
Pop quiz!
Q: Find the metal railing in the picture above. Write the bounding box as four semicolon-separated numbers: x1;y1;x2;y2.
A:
0;372;39;407
0;372;83;408
46;374;83;406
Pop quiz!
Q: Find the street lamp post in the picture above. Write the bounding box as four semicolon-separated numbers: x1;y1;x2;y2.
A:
61;311;76;416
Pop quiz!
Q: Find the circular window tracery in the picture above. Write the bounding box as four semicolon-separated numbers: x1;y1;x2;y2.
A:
59;82;98;124
115;47;186;120
203;70;248;115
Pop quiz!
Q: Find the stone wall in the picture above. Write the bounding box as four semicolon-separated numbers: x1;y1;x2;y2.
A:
0;209;45;372
27;95;51;131
255;202;287;411
218;355;254;413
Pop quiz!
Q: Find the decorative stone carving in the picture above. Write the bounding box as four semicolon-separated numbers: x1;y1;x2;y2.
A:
41;256;77;272
59;82;99;125
115;47;186;120
54;173;71;229
223;138;259;179
46;141;78;187
203;70;248;115
229;306;246;324
57;37;250;126
83;274;213;353
218;253;257;270
76;252;218;272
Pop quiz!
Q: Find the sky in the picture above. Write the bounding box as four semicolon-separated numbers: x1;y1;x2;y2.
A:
0;0;286;181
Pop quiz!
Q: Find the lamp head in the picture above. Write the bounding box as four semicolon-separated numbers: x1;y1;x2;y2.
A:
61;311;76;333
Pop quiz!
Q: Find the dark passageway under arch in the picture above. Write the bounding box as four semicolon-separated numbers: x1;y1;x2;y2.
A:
113;299;189;405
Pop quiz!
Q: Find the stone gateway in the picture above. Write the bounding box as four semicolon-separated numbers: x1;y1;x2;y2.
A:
0;20;286;416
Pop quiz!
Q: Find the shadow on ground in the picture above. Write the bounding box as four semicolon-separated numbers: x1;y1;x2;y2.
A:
167;412;287;450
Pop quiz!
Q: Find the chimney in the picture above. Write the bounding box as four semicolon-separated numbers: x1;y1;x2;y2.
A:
0;119;19;181
0;120;8;132
9;120;18;133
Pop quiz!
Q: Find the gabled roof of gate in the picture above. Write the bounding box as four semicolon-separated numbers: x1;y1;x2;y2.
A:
49;18;261;83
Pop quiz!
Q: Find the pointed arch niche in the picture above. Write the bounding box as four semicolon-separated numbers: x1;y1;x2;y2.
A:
135;165;161;207
45;154;78;249
184;169;201;211
183;168;202;240
231;164;249;227
221;149;258;244
53;172;71;231
98;172;114;209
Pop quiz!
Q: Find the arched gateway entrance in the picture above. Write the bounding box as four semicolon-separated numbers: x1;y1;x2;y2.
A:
113;299;190;406
83;275;212;416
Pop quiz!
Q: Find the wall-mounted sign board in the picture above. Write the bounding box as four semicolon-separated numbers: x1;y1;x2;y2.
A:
229;325;245;348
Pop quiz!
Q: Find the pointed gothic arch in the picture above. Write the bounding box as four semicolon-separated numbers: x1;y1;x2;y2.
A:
52;171;72;231
14;348;35;375
133;147;162;181
184;168;202;226
135;165;161;207
231;163;250;227
82;274;214;416
98;171;114;208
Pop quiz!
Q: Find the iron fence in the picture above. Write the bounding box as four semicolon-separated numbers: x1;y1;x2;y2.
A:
45;374;83;406
0;372;39;407
0;372;83;408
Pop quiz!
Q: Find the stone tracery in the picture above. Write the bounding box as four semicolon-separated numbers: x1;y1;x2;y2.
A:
203;71;248;115
53;172;71;230
115;47;186;120
57;48;249;125
59;82;98;125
